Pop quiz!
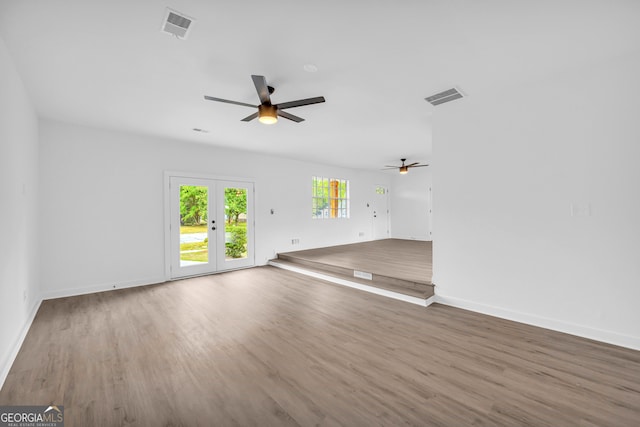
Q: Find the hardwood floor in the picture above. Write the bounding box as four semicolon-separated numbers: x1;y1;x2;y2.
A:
2;266;639;426
277;239;433;298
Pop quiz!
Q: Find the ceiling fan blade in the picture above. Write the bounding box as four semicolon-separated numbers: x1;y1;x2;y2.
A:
204;96;257;108
406;162;420;167
381;167;398;170
384;165;400;168
241;112;259;122
409;164;430;168
251;75;272;105
277;110;305;123
277;96;326;110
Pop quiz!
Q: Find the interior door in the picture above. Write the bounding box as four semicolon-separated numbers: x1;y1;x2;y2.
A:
169;177;254;279
372;185;390;239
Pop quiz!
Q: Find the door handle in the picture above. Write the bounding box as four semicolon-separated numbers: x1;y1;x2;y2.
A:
211;226;216;230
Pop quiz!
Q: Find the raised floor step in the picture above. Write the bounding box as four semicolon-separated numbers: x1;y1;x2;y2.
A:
272;254;434;300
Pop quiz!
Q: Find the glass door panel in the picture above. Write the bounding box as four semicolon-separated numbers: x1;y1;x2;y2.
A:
218;181;254;270
224;187;248;260
179;185;209;266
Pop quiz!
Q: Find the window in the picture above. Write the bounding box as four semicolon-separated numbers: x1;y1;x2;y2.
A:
312;176;349;219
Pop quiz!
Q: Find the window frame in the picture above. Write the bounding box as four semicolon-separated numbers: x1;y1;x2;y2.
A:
312;176;350;219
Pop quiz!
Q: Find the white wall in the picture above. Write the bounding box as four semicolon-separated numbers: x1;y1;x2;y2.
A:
39;120;391;297
390;167;432;240
433;51;640;349
0;37;40;383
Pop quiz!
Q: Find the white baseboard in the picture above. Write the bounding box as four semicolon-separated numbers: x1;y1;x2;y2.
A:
435;294;640;351
40;276;167;301
269;261;432;307
0;297;42;390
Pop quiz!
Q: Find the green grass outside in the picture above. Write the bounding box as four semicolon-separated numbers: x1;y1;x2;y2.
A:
181;250;208;262
180;224;207;234
181;241;208;251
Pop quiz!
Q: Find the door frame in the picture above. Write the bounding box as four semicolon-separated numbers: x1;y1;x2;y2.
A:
163;171;256;280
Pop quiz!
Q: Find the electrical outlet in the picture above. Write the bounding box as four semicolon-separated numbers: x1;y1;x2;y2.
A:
291;238;300;245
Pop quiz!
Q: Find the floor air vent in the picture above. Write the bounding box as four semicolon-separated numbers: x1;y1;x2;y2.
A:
161;8;195;40
425;87;465;106
354;270;373;280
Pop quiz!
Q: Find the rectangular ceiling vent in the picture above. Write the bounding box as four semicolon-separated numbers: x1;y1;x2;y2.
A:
425;87;465;106
161;8;195;40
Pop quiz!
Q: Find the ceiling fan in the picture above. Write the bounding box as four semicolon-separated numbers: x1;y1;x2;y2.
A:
382;159;429;174
204;75;325;124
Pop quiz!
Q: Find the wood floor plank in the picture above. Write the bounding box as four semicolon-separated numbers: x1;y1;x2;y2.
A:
1;266;639;426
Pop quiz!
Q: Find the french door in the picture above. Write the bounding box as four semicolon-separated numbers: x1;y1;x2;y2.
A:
169;176;254;279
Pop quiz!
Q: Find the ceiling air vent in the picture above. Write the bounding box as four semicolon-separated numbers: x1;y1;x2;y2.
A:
425;87;465;106
161;8;195;40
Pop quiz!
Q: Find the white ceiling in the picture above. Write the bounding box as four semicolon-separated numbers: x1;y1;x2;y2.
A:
1;0;639;170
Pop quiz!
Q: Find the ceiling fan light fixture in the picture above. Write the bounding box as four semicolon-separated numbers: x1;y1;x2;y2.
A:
258;105;278;125
399;166;409;174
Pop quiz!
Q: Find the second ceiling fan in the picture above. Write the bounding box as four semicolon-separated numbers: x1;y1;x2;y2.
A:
383;159;429;174
204;75;325;124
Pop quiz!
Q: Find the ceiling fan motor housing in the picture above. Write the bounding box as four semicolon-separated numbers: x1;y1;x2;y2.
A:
258;104;278;124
